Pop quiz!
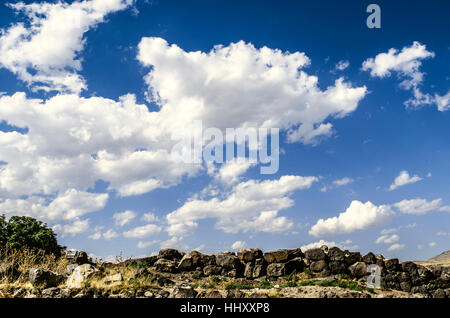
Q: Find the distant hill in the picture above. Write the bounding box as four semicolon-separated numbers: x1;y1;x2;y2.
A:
429;250;450;262
415;250;450;268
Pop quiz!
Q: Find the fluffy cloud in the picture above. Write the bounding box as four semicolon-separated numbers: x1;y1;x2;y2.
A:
166;175;318;237
138;37;367;145
103;229;119;240
54;218;90;236
362;41;449;110
394;198;443;215
123;224;162;238
389;170;422;191
0;189;108;221
113;210;136;227
375;234;399;244
388;243;405;251
335;60;349;71
333;177;354;186
300;239;357;252
137;240;159;249
309;200;394;237
231;241;247;250
211;159;256;186
0;0;134;93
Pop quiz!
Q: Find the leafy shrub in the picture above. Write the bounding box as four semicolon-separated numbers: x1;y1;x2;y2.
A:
0;215;63;257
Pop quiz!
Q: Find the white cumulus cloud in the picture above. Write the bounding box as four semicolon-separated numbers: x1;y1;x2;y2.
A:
309;200;394;237
389;170;422;191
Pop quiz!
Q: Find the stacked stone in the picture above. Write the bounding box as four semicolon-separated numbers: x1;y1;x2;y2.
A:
151;246;449;297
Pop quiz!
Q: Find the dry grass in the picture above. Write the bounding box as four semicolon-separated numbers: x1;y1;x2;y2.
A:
0;244;69;284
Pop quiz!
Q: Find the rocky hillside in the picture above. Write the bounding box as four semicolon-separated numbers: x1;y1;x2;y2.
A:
415;250;450;268
0;246;449;298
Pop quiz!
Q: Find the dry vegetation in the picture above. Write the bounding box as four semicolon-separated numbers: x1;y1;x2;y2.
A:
0;244;69;285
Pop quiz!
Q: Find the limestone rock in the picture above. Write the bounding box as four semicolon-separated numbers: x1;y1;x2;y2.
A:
348;262;367;278
67;264;98;289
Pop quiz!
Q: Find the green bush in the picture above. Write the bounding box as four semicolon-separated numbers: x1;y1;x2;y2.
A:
0;214;63;257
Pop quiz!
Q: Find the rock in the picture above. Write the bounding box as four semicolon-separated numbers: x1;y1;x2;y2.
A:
329;261;347;275
200;254;216;266
432;289;447;298
310;260;328;272
304;248;326;261
203;290;224;298
401;261;418;276
158;248;183;261
253;265;266;278
362;252;376;265
154;258;178;273
203;265;222;276
345;252;362;265
67;264;98;289
153;273;174;286
105;273;123;284
375;254;384;267
29;268;65;288
286;248;305;260
169;285;197;298
320;245;329;253
215;252;241;270
266;263;285;277
60;288;72;298
237;248;263;263
327;247;345;262
348;262;367;278
384;258;400;271
244;263;254;278
284;257;304;275
177;251;203;271
66;264;78;275
41;287;60;298
263;250;289;263
144;291;154;298
400;281;412;292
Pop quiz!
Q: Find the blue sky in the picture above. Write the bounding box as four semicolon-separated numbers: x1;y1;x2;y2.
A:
0;0;449;261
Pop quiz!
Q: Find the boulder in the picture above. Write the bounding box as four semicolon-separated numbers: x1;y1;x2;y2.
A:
348;262;367;278
263;250;289;263
203;265;222;276
284;257;304;274
29;268;66;288
67;264;98;289
304;248;326;261
384;258;400;271
253;265;266;278
177;251;203;271
362;252;376;265
320;245;329;253
237;248;263;263
310;260;328;272
401;261;418;276
154;258;178;273
344;252;362;265
266;263;285;277
327;247;345;262
329;261;347;275
244;263;254;278
215;252;240;270
158;248;182;261
66;264;78;275
169;285;197;298
200;254;216;266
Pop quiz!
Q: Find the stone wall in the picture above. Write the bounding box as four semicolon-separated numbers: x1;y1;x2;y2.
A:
130;245;449;297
